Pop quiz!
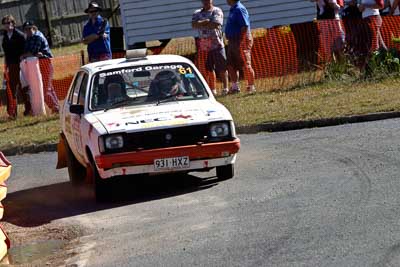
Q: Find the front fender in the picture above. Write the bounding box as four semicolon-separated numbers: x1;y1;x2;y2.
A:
56;133;67;169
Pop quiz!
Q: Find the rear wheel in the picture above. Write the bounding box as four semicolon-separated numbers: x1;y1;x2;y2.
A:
216;164;234;181
65;140;86;185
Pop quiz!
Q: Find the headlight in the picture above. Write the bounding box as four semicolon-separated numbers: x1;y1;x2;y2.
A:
210;122;230;138
104;134;124;150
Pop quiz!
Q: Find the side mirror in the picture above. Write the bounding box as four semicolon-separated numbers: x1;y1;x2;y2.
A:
70;105;84;115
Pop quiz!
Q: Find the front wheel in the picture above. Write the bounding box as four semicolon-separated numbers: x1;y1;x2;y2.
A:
216;164;234;181
65;140;86;185
91;161;111;202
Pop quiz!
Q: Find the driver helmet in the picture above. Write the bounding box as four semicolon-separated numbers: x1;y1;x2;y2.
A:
154;70;181;97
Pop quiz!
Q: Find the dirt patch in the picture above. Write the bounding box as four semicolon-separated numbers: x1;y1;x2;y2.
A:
0;222;86;266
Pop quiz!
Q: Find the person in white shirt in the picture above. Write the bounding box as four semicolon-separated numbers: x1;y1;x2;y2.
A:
358;0;387;51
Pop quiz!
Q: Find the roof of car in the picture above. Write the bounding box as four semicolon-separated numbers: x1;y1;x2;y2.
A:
81;54;193;74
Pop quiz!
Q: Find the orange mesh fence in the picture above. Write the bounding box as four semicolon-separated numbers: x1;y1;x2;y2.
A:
381;16;400;51
186;16;400;95
1;16;400;118
112;51;126;59
0;53;81;118
51;54;82;100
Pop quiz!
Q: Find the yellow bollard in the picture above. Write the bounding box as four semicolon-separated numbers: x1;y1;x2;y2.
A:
0;153;11;261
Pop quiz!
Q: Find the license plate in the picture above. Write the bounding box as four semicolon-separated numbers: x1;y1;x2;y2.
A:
154;156;190;171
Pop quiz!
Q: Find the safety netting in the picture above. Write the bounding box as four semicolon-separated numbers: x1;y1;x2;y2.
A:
1;16;400;118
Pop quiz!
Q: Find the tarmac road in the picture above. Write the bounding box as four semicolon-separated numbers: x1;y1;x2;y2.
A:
5;118;400;267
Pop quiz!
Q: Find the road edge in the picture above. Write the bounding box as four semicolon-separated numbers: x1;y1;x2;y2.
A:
3;111;400;156
236;111;400;134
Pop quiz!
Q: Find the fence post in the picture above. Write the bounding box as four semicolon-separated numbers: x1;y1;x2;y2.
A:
81;50;85;66
42;0;54;46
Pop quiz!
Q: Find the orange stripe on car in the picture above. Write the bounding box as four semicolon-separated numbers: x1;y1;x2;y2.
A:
95;139;240;169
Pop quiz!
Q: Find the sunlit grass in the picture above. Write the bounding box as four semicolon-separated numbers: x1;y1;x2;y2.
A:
219;76;400;126
1;76;400;151
51;43;85;57
0;114;59;151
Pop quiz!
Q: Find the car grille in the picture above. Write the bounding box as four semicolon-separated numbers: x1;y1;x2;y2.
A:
104;124;209;154
102;122;235;154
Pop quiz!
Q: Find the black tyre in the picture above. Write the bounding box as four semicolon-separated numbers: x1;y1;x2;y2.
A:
65;140;86;185
91;161;110;202
216;164;234;181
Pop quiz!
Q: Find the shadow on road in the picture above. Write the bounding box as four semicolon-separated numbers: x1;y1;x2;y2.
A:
3;173;220;227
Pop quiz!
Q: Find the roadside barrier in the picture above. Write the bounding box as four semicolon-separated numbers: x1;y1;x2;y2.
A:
0;16;400;118
0;152;11;261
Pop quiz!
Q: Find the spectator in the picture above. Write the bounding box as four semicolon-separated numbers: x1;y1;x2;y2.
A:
380;0;391;15
21;21;59;114
342;0;364;57
358;0;387;52
192;0;229;96
1;15;31;118
389;0;400;15
225;0;256;94
313;0;343;19
342;0;362;19
82;1;112;63
312;0;346;60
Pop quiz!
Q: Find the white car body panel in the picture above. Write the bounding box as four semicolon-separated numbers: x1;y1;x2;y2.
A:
60;54;239;180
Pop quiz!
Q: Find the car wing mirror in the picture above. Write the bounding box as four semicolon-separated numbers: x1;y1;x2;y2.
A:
70;104;84;115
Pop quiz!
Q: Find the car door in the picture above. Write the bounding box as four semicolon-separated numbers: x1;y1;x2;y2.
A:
63;72;84;153
70;72;89;163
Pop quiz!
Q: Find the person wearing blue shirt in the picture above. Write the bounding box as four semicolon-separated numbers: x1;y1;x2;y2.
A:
225;0;256;94
82;1;112;63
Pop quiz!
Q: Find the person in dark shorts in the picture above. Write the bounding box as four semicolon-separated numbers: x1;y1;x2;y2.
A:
192;0;229;96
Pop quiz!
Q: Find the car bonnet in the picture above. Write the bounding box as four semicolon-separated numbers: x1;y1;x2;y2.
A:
92;100;232;134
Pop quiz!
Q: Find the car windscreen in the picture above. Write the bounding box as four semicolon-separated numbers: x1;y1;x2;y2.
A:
90;63;209;111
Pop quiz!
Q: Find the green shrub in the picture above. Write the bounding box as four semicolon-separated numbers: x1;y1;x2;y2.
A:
364;48;400;79
323;48;400;82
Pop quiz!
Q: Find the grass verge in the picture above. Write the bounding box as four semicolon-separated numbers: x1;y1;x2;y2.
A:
219;76;400;126
1;76;400;152
0;115;59;152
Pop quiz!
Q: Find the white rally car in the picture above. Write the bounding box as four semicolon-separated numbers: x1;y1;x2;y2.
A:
57;50;240;201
